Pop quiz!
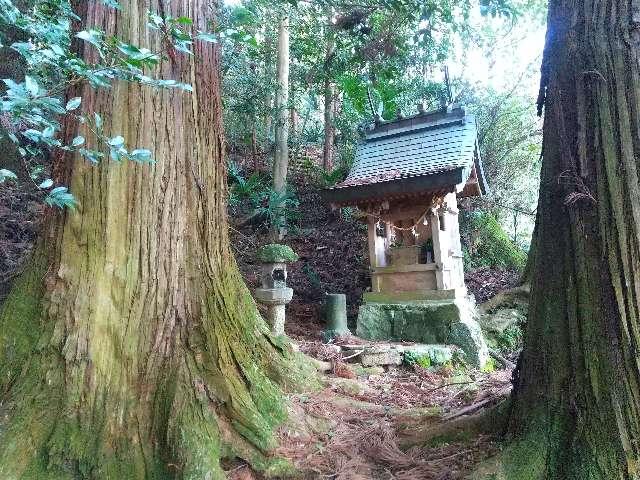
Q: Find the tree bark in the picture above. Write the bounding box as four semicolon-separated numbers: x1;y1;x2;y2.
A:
322;10;335;173
0;2;307;478
322;79;335;172
271;15;290;240
503;0;640;477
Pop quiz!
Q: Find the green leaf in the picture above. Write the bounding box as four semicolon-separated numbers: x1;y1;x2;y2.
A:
0;169;17;183
39;178;54;189
196;32;218;43
72;135;85;146
79;148;104;164
148;12;164;29
94;112;103;130
45;186;79;210
100;0;121;8
108;135;125;147
76;30;102;48
117;42;141;57
24;75;38;96
174;16;193;25
66;97;82;111
130;148;153;163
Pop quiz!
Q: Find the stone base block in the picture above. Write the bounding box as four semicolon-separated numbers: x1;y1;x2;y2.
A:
356;298;489;368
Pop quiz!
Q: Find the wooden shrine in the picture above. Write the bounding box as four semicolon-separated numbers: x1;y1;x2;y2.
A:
323;105;487;301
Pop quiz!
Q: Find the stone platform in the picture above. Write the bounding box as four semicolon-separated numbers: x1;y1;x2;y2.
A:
355;296;489;368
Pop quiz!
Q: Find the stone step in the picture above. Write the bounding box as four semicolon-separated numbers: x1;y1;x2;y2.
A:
340;343;454;367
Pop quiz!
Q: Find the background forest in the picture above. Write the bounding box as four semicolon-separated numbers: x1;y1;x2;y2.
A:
218;0;545;264
0;0;547;304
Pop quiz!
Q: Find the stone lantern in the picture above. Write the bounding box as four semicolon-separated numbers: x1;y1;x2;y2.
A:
254;244;298;336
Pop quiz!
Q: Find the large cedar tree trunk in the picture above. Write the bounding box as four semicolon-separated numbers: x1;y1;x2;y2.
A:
504;0;640;477
0;2;306;478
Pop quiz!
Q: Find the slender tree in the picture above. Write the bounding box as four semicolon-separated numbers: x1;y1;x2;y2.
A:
0;1;307;478
271;14;290;239
322;8;335;172
503;0;640;477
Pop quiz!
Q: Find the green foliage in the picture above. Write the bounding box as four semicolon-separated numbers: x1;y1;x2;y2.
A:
0;168;17;183
460;81;542;248
481;356;497;373
254;188;300;231
257;243;299;263
404;351;432;369
462;211;528;271
496;322;524;352
302;263;323;292
0;0;234;209
44;185;78;209
299;157;349;187
228;160;264;202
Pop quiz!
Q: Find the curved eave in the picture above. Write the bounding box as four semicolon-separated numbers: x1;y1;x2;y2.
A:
320;168;466;208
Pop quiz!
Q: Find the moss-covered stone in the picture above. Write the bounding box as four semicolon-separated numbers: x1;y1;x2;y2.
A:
257;244;299;263
403;344;453;365
356;298;489;368
478;308;526;353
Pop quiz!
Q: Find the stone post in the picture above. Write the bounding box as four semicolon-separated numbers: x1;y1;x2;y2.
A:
323;293;351;340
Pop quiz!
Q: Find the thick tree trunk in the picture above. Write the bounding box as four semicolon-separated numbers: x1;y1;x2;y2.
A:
503;0;640;477
0;2;307;478
271;15;290;240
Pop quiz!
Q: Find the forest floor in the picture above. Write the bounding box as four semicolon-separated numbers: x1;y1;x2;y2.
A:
225;154;521;480
0;153;522;480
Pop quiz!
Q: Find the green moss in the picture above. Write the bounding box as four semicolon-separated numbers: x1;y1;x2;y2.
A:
481;357;497;373
0;250;47;391
461;212;527;271
257;244;299;263
403;350;432;368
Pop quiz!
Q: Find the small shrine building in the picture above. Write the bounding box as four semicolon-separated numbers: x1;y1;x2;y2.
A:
325;105;487;301
322;105;490;367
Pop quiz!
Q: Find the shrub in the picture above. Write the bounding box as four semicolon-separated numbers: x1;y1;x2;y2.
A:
461;211;528;271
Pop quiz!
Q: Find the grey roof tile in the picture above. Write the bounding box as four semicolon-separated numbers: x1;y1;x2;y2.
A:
336;110;480;189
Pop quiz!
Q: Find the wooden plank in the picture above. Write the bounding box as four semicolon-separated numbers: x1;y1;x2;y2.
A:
367;217;378;269
372;263;438;274
429;212;445;290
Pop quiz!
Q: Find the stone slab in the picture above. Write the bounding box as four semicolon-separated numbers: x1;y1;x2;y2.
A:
364;289;461;303
356;297;489;368
342;343;403;367
254;287;293;304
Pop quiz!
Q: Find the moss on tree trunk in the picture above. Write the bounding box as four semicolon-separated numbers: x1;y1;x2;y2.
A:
498;0;640;477
0;1;313;478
